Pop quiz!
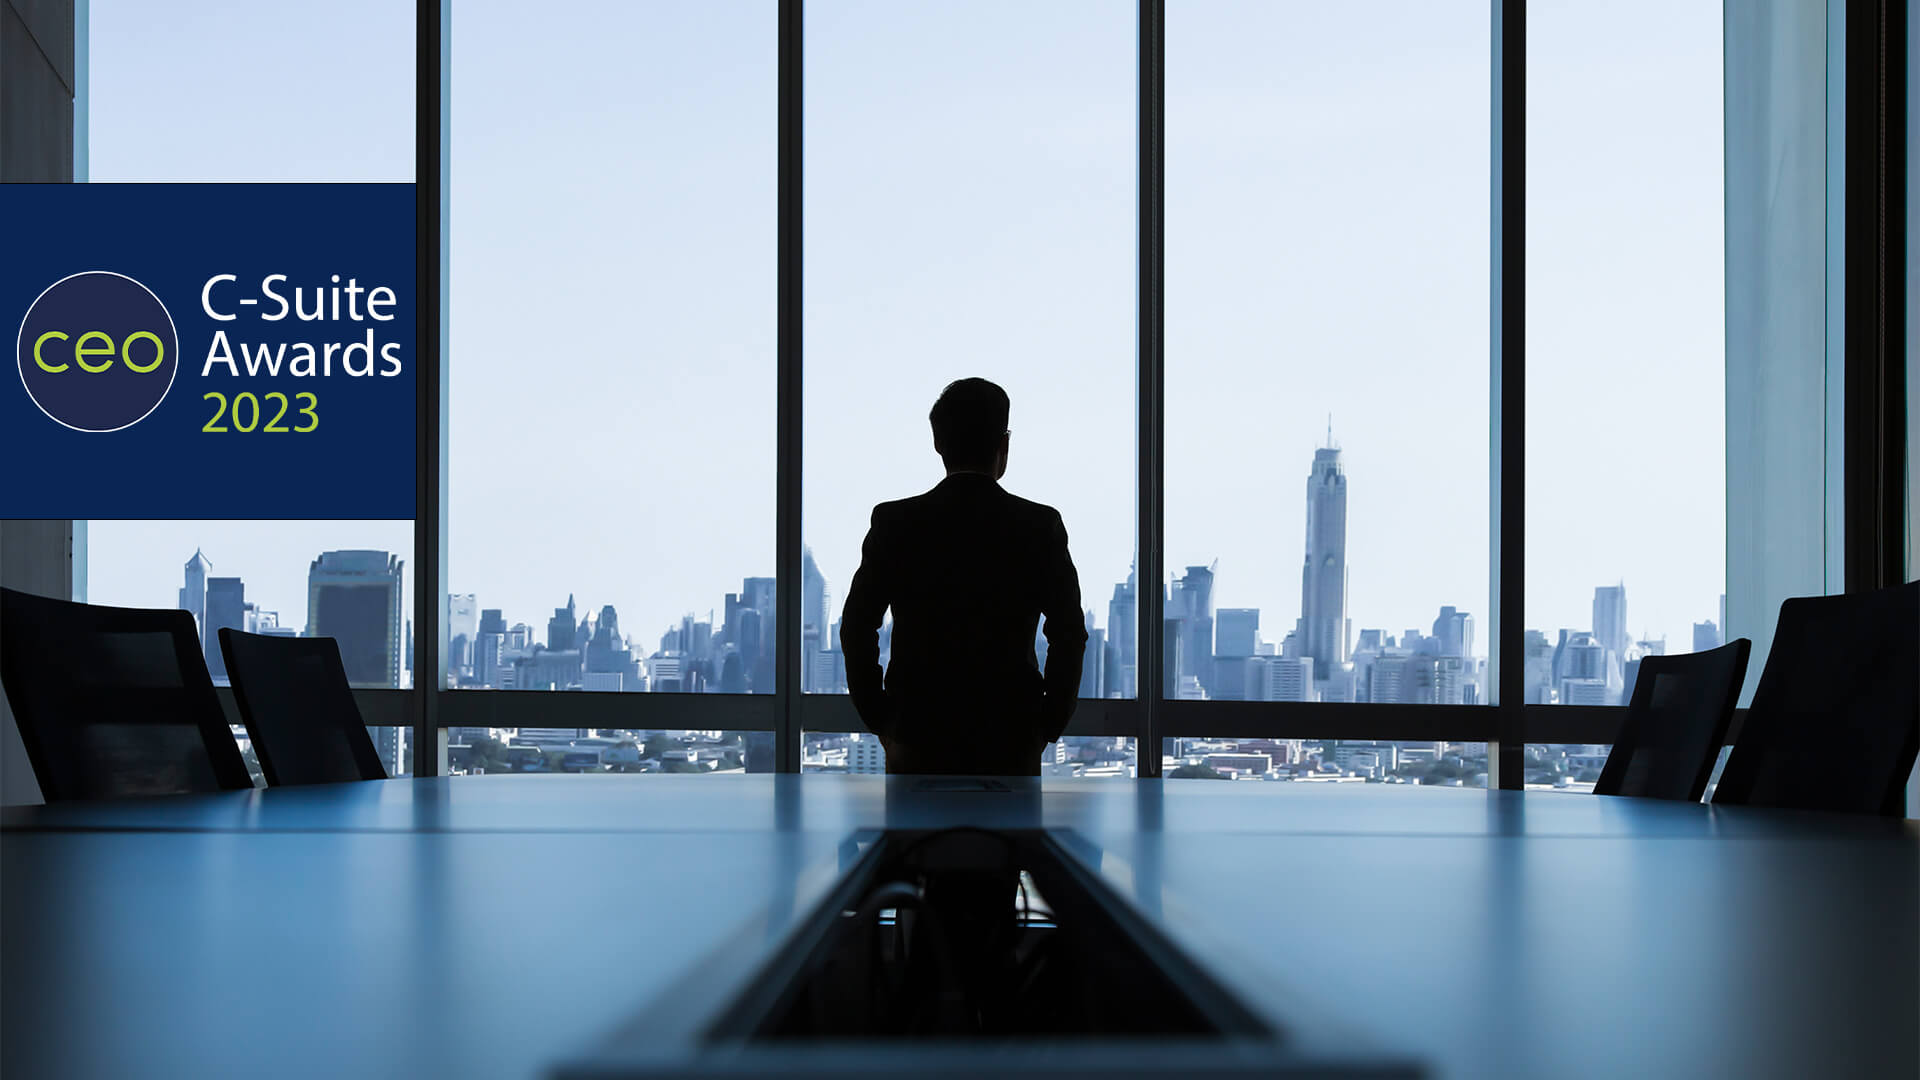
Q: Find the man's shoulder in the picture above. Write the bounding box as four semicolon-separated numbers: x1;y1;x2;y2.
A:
999;489;1063;522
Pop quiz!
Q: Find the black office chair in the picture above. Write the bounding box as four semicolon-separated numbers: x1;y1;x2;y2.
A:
1595;638;1751;802
0;586;253;801
218;628;387;785
1713;579;1920;817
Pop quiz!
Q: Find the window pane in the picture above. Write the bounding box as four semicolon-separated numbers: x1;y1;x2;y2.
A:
1165;1;1491;704
88;0;412;181
448;2;776;694
66;4;417;792
801;733;1138;778
1166;738;1489;785
802;1;1138;703
1525;0;1725;710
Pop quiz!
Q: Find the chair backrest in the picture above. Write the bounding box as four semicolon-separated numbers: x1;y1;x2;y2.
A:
1713;580;1920;816
1594;639;1751;801
0;586;253;801
218;628;386;785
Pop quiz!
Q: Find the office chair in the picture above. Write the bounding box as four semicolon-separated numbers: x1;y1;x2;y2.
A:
1713;579;1920;816
1594;638;1751;801
0;586;253;800
218;628;387;785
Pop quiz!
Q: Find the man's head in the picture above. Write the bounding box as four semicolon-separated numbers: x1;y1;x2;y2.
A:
929;377;1011;479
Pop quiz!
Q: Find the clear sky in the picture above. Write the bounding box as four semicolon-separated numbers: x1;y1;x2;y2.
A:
78;0;1725;668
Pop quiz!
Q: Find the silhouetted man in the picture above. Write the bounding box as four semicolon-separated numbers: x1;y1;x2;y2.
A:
841;378;1087;776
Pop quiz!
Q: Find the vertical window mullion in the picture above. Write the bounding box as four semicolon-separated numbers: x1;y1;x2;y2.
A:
775;0;805;772
1138;0;1166;776
1492;0;1524;787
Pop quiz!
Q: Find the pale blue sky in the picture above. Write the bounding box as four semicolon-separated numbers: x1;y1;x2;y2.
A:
79;0;1725;666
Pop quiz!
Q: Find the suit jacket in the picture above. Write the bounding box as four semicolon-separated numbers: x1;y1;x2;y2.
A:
840;473;1087;776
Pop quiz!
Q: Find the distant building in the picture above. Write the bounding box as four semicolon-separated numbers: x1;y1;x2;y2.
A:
178;548;211;647
1215;608;1260;660
1692;620;1722;653
1107;565;1137;698
306;550;404;688
1593;584;1629;665
202;576;247;681
1432;606;1474;658
1264;655;1315;702
447;593;478;681
847;733;886;774
1300;439;1351;680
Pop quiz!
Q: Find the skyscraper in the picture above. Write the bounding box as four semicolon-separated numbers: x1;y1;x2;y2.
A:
447;593;478;682
1431;606;1474;659
1692;620;1721;653
1215;608;1260;660
202;576;247;681
1300;439;1350;680
178;548;211;648
476;608;507;688
1107;564;1137;698
1593;584;1628;663
1170;565;1215;694
802;548;829;692
307;550;405;688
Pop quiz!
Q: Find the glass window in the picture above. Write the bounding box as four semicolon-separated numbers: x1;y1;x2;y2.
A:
447;1;777;695
74;2;417;778
1525;0;1725;711
802;0;1138;700
1164;0;1492;705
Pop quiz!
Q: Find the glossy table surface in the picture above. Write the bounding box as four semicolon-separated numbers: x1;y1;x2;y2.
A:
4;776;1915;1079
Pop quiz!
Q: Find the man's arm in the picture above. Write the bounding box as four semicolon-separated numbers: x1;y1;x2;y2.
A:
840;506;894;738
1038;508;1088;742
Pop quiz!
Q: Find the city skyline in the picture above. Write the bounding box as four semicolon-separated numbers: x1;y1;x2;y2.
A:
156;438;1719;711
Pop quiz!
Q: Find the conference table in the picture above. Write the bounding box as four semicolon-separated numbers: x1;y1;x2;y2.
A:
3;775;1915;1078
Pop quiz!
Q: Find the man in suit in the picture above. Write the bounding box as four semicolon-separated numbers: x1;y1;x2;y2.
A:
840;378;1088;776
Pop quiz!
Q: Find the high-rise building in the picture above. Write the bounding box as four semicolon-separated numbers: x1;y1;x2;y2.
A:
802;548;829;692
447;593;478;681
1170;565;1215;694
178;548;211;647
548;594;578;651
1432;606;1474;659
1079;616;1106;698
1263;655;1315;702
203;577;247;681
307;550;405;688
1692;620;1721;653
1593;584;1629;663
1300;440;1350;680
1215;608;1259;660
476;608;507;688
1107;565;1137;698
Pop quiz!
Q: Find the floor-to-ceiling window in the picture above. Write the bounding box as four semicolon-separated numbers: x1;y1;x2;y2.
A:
78;0;418;778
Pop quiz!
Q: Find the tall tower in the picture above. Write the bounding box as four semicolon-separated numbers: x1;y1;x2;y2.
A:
307;550;405;688
1300;438;1350;680
203;577;247;681
1592;583;1628;661
1107;562;1137;698
178;549;211;647
801;548;828;691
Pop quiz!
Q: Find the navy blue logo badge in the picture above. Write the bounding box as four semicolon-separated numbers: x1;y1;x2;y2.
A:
17;270;179;432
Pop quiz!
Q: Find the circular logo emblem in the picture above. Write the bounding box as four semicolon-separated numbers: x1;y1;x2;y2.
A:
16;271;179;432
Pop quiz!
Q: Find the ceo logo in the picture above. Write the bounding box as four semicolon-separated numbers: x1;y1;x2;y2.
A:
16;271;178;433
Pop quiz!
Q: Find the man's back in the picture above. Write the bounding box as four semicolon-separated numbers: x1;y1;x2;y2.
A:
840;473;1086;775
